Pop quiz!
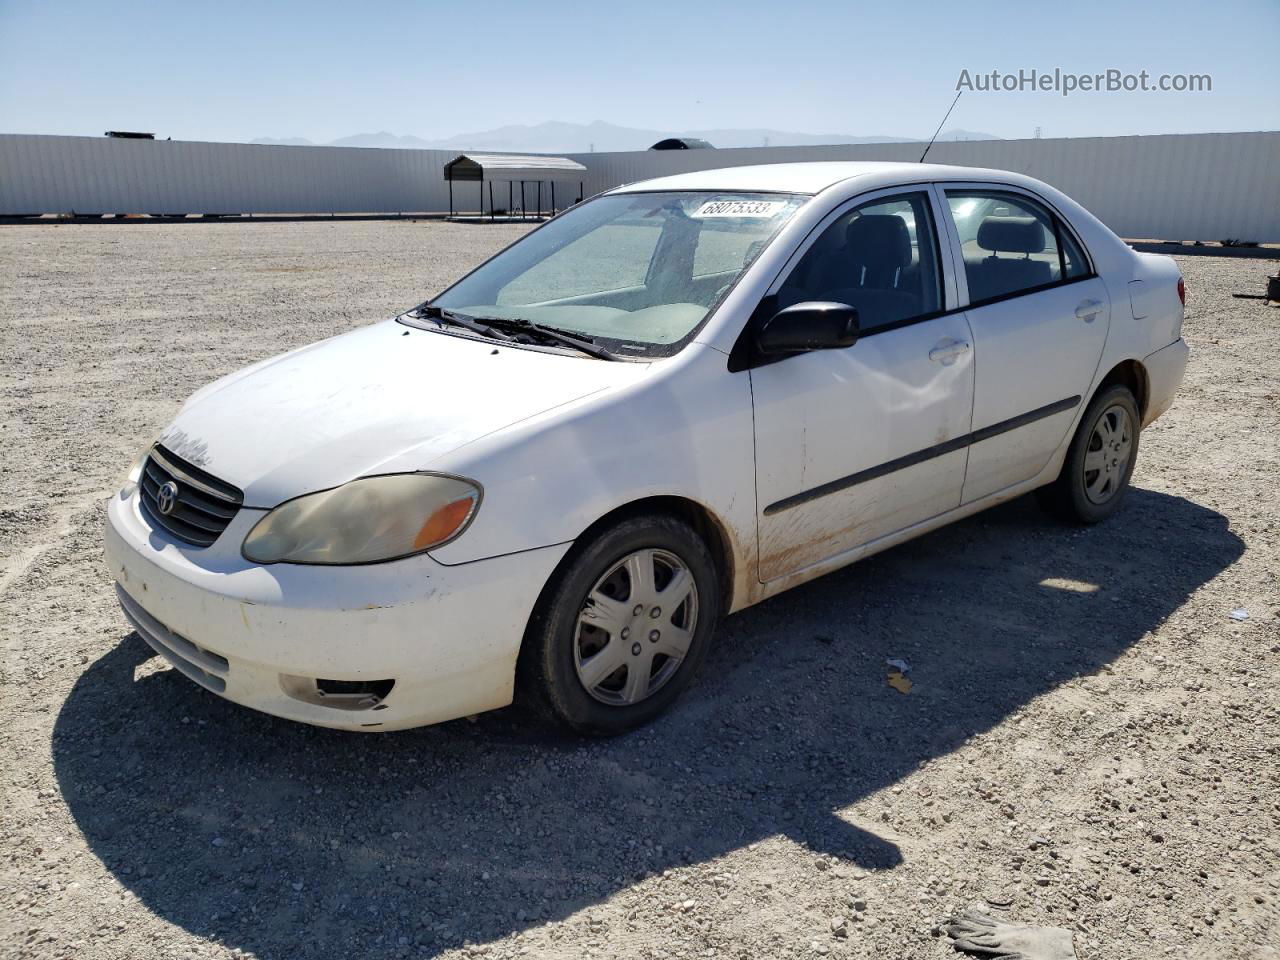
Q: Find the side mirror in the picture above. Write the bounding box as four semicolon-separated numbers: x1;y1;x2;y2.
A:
755;301;860;356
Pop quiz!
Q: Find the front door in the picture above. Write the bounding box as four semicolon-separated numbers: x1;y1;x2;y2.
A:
750;189;975;582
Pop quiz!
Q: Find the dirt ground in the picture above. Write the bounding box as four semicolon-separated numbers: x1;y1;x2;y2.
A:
1;221;1277;960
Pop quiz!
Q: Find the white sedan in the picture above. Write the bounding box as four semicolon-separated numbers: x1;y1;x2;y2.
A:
105;161;1189;735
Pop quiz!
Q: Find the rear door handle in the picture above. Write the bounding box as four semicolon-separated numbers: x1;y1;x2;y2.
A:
928;339;971;364
1075;299;1104;320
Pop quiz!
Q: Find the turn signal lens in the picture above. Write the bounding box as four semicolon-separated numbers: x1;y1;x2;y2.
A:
413;497;477;550
242;473;481;565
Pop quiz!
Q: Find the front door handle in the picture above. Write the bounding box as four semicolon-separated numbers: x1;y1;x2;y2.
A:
928;339;971;365
1075;299;1104;320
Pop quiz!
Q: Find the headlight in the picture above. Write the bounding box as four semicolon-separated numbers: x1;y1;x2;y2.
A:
118;447;150;499
242;473;481;565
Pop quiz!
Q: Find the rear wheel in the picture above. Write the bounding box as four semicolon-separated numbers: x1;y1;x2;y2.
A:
1037;384;1140;523
520;514;720;735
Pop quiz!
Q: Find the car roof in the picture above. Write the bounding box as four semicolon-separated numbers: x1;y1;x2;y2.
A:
607;161;1024;196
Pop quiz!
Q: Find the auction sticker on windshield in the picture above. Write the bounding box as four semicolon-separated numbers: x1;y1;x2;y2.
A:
692;199;787;218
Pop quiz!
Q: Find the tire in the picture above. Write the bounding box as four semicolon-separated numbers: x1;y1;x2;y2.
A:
519;513;721;736
1036;384;1140;524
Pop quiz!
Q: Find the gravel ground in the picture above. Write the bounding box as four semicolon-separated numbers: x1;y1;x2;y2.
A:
1;221;1277;960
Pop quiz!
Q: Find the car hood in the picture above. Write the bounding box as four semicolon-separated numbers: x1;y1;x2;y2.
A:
158;320;648;506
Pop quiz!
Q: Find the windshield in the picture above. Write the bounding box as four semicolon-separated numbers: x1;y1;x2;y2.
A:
424;191;806;358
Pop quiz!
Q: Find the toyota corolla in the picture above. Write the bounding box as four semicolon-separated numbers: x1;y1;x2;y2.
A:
105;161;1188;735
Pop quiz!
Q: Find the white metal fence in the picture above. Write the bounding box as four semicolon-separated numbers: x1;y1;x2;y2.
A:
2;131;1277;240
570;132;1280;242
0;136;468;216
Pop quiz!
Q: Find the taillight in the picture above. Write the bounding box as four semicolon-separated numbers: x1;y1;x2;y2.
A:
1177;276;1186;306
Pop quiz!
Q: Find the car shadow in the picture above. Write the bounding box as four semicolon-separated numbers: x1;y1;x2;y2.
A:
53;488;1241;958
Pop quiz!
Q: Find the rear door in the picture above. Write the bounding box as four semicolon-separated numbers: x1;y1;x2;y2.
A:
939;187;1110;504
749;188;975;582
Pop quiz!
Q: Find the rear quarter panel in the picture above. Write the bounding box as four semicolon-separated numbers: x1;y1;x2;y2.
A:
1130;251;1185;350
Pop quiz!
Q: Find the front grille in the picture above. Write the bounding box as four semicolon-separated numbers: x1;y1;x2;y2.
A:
139;445;243;547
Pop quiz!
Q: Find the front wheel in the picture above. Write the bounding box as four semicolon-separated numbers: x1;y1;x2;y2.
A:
519;514;721;736
1037;384;1140;524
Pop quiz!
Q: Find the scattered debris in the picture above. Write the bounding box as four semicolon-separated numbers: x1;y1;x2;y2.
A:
1229;607;1250;621
1231;271;1279;303
885;656;913;693
947;906;1077;959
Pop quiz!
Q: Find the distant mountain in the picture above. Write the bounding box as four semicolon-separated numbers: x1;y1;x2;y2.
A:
328;131;438;148
684;128;907;149
935;129;1001;143
249;121;1001;154
250;136;316;146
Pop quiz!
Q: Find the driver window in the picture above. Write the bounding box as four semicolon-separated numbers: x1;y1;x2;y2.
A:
777;192;942;333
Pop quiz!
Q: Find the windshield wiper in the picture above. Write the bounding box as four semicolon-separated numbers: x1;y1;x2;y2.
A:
408;305;616;360
472;316;618;361
404;305;614;358
409;304;516;342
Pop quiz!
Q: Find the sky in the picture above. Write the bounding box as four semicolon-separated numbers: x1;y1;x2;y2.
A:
1;0;1277;143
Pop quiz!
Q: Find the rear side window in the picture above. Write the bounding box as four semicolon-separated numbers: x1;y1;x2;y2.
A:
1059;225;1090;280
776;192;942;333
945;191;1090;304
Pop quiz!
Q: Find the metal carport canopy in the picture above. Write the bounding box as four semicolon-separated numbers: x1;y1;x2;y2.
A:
443;153;587;182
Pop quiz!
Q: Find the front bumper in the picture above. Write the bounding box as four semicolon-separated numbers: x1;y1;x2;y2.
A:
104;487;570;731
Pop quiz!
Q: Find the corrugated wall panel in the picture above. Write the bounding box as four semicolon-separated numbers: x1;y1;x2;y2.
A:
1;132;1276;239
565;132;1280;240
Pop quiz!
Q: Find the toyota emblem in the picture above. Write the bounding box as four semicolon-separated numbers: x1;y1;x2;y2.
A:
156;481;179;515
